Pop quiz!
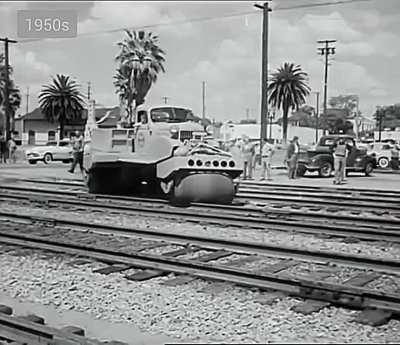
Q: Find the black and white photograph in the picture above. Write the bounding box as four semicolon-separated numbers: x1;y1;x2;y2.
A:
0;0;399;344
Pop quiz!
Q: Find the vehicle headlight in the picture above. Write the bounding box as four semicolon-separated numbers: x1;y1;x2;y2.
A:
170;125;179;139
356;157;362;161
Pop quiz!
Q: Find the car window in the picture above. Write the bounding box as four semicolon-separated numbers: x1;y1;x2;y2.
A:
46;141;57;146
320;138;335;146
382;144;391;150
59;141;70;147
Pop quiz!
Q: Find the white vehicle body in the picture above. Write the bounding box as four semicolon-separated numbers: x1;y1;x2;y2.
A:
26;139;73;164
365;142;400;168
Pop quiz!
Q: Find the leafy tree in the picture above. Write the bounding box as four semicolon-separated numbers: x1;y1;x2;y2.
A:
373;104;400;129
38;74;85;140
114;30;166;126
329;94;359;115
0;54;21;135
268;63;311;143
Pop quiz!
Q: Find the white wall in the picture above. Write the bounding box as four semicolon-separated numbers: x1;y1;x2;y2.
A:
219;123;323;145
374;130;400;142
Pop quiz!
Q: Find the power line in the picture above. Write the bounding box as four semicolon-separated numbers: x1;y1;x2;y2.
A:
18;0;372;45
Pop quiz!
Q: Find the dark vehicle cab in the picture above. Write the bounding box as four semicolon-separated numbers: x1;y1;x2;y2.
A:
297;135;376;177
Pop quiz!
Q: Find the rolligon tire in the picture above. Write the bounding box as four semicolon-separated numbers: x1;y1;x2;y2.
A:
173;173;235;204
87;169;121;194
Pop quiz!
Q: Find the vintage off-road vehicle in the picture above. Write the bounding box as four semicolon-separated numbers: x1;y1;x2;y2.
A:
297;135;376;177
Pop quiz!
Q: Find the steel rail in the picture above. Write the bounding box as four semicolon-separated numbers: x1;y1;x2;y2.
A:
0;229;399;315
0;187;400;243
12;179;400;212
240;180;400;197
238;191;400;211
0;313;99;345
22;177;400;198
1;184;400;227
238;187;400;203
1;211;400;274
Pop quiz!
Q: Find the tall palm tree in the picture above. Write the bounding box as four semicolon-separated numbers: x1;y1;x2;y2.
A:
39;74;85;140
268;63;311;143
114;30;166;125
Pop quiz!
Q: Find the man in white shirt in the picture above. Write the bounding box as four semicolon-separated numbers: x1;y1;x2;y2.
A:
260;139;275;181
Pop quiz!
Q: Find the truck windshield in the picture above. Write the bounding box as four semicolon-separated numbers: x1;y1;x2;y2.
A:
150;107;194;123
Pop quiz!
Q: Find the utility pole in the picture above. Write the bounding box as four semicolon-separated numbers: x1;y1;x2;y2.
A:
162;96;169;104
202;81;206;122
87;81;91;101
25;86;29;115
313;91;320;143
377;106;384;142
317;39;336;135
0;37;17;140
255;1;271;155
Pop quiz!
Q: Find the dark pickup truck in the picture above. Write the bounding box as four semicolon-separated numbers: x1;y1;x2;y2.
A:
297;135;376;177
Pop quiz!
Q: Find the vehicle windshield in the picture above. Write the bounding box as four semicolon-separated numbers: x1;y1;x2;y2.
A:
150;107;194;123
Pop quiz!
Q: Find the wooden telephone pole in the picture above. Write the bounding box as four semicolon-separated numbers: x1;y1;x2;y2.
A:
255;1;271;155
0;37;17;140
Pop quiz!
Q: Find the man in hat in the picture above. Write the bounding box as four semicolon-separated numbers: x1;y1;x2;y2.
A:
286;136;300;179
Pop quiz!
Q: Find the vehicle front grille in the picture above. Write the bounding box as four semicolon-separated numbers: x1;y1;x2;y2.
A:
180;130;193;142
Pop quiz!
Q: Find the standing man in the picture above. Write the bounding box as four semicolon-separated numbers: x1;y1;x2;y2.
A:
260;138;275;181
68;131;84;174
0;133;6;163
241;136;255;180
7;135;17;164
286;136;300;180
331;137;351;185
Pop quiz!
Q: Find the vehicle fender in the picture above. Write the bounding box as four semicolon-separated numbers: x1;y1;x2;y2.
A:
310;153;333;165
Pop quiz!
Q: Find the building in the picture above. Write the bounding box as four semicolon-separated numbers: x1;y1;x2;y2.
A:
15;106;121;145
219;122;323;145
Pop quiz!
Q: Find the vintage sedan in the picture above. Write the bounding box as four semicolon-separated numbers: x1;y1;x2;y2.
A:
365;142;400;169
297;135;376;177
26;139;73;164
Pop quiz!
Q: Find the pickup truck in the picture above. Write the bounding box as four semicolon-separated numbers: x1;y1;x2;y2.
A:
297;135;376;177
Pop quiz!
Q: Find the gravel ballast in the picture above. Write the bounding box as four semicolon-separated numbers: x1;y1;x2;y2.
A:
0;248;399;344
1;201;400;262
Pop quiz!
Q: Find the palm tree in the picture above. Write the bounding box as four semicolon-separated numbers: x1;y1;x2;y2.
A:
268;63;311;143
38;74;85;140
114;30;166;125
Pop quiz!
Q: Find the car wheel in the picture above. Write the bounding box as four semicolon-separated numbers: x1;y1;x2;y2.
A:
296;165;307;177
365;162;374;176
28;160;37;165
43;153;53;164
378;157;389;169
319;162;333;177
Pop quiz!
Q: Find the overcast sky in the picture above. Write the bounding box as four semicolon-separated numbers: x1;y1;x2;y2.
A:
0;0;398;122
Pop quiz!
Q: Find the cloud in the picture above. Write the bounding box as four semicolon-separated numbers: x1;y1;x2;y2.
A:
11;48;51;85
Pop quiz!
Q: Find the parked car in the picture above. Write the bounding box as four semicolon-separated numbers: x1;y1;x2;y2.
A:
365;142;400;169
297;135;376;177
26;139;73;164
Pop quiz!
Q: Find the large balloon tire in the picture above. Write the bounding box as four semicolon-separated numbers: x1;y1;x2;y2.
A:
172;173;235;204
87;169;121;195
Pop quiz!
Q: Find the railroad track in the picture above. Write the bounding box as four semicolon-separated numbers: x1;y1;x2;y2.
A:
16;177;400;214
0;185;399;243
0;214;399;326
0;305;126;344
